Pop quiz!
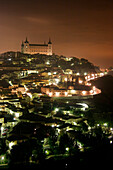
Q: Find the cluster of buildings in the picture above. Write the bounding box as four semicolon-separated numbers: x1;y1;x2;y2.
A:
0;50;104;135
17;67;102;100
0;42;107;158
0;50;103;102
0;42;110;165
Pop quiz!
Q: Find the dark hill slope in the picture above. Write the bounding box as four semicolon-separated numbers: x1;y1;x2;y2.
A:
91;75;113;111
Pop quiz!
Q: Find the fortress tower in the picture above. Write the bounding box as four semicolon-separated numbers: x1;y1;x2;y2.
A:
21;37;52;55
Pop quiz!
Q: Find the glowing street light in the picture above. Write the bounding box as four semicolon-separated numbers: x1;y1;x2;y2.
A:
76;72;80;76
82;91;86;95
54;108;59;112
9;142;15;149
1;156;4;160
79;80;83;84
90;90;93;94
84;72;87;76
65;147;69;151
64;78;67;81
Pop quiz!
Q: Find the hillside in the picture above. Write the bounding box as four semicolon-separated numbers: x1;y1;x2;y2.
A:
91;75;113;111
0;51;100;74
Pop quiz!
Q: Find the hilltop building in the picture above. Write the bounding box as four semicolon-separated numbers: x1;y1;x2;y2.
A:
21;38;52;55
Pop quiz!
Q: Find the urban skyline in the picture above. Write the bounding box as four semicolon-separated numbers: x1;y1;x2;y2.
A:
0;0;113;68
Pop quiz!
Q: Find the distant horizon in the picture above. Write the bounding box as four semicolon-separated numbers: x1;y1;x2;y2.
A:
0;49;110;70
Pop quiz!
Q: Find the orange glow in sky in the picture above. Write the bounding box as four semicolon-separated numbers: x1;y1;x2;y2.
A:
0;0;113;68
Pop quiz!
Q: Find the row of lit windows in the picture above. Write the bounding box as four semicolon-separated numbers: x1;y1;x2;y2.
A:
30;47;48;49
30;50;48;52
48;91;68;97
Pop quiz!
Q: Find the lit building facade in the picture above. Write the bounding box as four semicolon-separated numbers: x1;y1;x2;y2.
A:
21;38;52;55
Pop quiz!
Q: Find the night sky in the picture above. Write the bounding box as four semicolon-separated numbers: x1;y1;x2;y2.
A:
0;0;113;68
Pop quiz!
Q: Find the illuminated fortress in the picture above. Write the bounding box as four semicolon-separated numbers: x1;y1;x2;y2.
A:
21;37;52;55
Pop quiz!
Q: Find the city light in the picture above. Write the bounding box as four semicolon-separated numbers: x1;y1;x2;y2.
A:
103;123;107;127
54;108;59;112
49;92;52;96
55;78;60;84
0;0;112;167
79;80;83;84
76;72;80;76
90;90;93;94
82;91;86;95
9;142;15;149
71;90;76;94
73;122;77;125
15;112;20;117
84;72;87;75
64;77;67;81
86;82;91;86
46;61;50;65
48;72;51;75
110;140;112;144
65;92;68;96
93;86;96;91
1;156;4;160
65;147;69;151
55;92;60;96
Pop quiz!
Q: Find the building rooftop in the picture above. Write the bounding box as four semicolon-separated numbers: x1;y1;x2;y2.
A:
0;79;10;88
29;44;48;47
